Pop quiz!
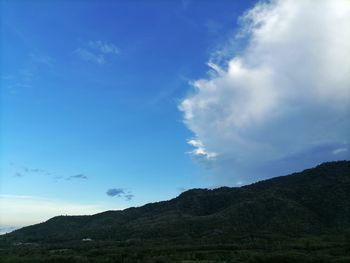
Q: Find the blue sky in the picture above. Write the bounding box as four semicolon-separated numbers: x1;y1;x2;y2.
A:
1;0;349;229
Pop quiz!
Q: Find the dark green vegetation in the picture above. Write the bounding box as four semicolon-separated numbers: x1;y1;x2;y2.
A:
1;161;349;262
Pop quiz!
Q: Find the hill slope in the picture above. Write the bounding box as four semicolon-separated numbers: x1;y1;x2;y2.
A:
2;161;350;244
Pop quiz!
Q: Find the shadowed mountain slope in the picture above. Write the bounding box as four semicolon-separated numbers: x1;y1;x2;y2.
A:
2;161;349;244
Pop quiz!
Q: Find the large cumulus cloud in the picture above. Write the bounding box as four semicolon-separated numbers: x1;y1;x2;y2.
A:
180;0;350;183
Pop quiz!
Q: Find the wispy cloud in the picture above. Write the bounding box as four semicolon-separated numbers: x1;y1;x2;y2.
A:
332;148;348;155
75;48;105;64
67;174;88;180
10;162;87;181
179;0;350;181
14;172;23;177
88;40;119;55
4;53;54;93
22;167;47;174
11;163;51;177
75;40;119;65
106;188;134;201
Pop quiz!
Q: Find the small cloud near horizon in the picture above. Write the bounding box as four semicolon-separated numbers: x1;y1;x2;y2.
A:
124;194;134;201
106;188;134;201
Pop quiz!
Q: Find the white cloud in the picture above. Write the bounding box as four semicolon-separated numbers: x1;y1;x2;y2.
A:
180;0;350;179
75;40;119;65
187;139;218;160
0;195;115;227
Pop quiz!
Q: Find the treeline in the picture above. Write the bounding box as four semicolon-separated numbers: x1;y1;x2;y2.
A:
1;232;350;263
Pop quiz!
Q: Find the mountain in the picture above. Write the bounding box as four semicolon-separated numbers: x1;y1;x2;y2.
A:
2;161;349;245
0;226;18;235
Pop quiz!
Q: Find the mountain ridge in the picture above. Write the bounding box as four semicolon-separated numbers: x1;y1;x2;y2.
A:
2;160;349;244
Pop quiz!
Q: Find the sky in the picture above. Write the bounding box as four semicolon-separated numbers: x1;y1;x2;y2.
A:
1;0;349;231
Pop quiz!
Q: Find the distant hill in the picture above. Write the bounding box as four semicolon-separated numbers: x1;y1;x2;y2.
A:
2;161;350;244
0;226;18;236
